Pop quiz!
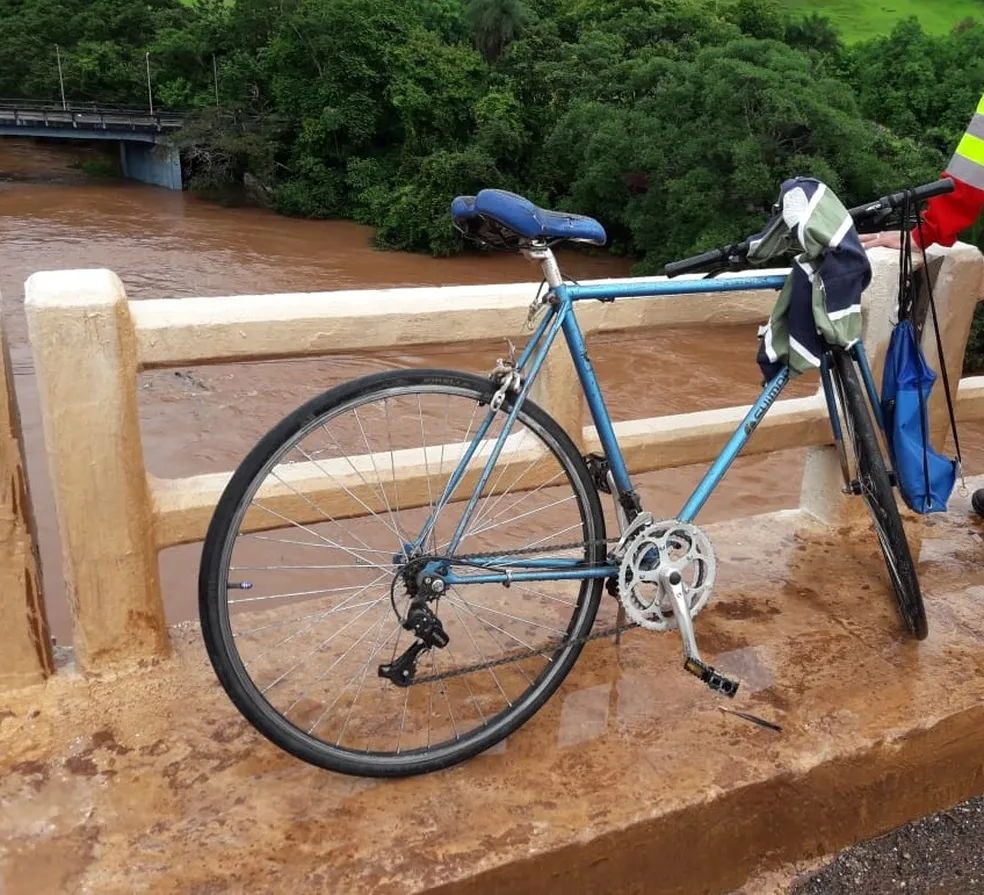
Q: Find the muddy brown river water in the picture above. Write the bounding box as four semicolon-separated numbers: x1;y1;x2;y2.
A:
2;139;982;646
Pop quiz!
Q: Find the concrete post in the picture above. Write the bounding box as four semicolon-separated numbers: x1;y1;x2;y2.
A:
24;270;169;673
118;141;183;191
799;243;984;524
529;339;584;450
915;244;984;449
0;303;53;689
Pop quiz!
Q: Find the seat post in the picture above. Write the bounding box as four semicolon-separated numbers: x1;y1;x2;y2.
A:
522;242;564;290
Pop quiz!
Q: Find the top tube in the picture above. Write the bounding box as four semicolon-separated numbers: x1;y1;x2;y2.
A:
566;273;787;303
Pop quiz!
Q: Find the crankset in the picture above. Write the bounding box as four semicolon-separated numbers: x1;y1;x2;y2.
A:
615;513;738;697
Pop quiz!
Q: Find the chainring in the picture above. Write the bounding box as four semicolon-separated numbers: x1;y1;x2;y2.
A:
617;518;716;631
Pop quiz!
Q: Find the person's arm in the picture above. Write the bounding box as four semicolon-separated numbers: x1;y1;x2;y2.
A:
860;172;984;250
911;173;984;248
862;90;984;251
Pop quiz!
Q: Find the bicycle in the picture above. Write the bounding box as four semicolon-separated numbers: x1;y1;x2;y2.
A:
198;176;954;778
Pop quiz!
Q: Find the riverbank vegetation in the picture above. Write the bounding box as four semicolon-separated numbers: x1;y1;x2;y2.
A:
3;0;984;367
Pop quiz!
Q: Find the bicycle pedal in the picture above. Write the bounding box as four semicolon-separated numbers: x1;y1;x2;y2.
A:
683;657;740;698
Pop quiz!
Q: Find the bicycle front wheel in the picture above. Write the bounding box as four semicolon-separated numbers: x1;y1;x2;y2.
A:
198;369;606;777
831;348;928;640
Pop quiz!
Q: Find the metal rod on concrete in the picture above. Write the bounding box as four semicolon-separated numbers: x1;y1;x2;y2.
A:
145;52;154;116
55;45;67;111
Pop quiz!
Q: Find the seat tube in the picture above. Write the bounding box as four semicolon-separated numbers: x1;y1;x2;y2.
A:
556;288;633;494
524;244;633;494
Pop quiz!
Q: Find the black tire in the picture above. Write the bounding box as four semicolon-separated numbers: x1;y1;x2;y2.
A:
198;369;606;777
972;489;984;519
831;348;928;640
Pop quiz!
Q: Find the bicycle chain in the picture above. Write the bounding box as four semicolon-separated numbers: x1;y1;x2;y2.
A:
407;536;642;685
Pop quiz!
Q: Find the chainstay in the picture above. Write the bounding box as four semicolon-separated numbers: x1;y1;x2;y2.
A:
409;536;635;685
439;536;623;563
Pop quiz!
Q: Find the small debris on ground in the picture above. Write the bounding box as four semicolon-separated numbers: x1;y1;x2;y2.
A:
173;370;209;390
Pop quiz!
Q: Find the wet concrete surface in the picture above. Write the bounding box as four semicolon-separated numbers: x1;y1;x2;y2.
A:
2;485;984;895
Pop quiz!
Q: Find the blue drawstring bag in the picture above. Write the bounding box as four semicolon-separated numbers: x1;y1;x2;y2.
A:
879;195;962;514
880;318;958;513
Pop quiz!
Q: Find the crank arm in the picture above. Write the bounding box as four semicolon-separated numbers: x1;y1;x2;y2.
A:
659;568;739;698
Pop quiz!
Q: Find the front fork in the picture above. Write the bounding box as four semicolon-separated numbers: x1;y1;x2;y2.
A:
820;343;894;495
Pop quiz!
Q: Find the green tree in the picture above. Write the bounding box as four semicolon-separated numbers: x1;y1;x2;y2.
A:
465;0;530;63
785;13;843;57
724;0;786;41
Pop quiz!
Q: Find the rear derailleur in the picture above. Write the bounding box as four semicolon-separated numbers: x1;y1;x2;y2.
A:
378;566;449;688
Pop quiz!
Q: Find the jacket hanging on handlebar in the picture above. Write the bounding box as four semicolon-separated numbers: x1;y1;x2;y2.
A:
747;177;872;381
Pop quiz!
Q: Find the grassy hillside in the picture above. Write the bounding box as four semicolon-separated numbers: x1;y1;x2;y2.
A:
175;0;982;39
781;0;984;42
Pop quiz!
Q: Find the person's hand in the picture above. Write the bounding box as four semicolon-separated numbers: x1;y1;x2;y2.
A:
859;230;903;250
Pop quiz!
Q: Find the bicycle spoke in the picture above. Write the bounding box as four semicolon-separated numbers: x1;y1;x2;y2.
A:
292;442;403;545
229;581;382;605
445;595;567;635
446;589;535;686
459;493;578;547
260;595;386;696
446;591;538;656
354;406;411;544
383;397;406;539
249;500;392;573
248;534;393;556
418;393;437;553
250;577;388;677
449;598;511;706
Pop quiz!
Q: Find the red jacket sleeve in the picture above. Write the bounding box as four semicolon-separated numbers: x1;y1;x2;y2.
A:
912;172;984;248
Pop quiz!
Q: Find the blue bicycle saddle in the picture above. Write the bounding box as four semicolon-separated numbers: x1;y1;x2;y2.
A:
450;189;607;246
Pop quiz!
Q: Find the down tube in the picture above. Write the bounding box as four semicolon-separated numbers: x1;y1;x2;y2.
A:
678;366;792;523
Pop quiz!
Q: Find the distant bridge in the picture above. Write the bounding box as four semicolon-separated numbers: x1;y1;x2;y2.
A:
0;100;186;190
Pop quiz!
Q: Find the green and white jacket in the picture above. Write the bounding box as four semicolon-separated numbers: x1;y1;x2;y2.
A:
747;177;871;380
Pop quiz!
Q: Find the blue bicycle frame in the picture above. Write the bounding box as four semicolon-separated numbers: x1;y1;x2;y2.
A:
413;254;871;589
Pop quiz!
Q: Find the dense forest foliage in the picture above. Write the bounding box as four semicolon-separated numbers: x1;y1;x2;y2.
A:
3;0;984;365
3;0;982;259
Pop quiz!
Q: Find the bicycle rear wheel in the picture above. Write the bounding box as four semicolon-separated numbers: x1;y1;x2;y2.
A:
831;348;928;639
198;369;606;777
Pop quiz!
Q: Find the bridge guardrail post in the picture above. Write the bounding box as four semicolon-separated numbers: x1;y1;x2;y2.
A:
25;269;169;673
799;244;984;524
0;295;53;689
529;340;584;450
915;244;984;448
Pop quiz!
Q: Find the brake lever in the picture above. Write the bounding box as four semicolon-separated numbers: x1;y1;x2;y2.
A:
700;261;739;279
852;207;895;234
703;256;761;278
